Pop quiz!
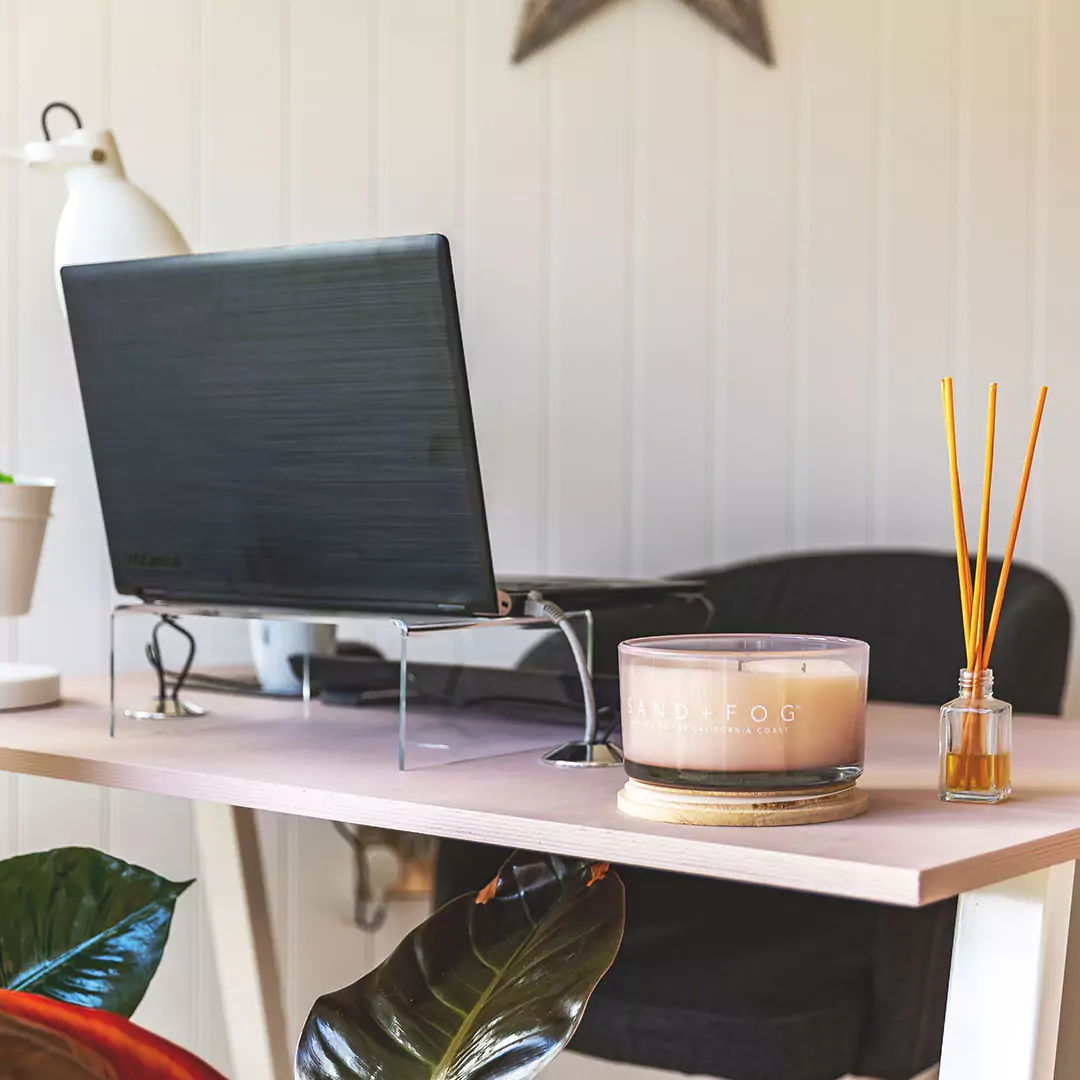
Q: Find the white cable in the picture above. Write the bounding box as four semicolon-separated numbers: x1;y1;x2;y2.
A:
525;591;597;745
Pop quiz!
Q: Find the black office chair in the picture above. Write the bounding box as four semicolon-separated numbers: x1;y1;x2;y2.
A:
435;551;1071;1080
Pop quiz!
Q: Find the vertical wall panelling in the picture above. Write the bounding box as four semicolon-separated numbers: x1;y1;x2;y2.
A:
1024;0;1049;571
372;0;464;668
0;0;17;857
109;0;200;243
288;817;371;1042
951;0;973;476
0;0;14;655
16;0;109;677
285;0;377;1041
869;0;889;546
109;0;249;677
105;5;204;1056
201;1;287;1068
201;0;285;251
958;0;1035;556
547;2;632;576
14;0;110;869
463;0;548;578
288;0;373;245
798;0;877;550
879;0;955;549
709;32;730;566
376;0;461;239
1039;0;1080;712
719;0;796;563
110;791;200;1054
630;0;713;576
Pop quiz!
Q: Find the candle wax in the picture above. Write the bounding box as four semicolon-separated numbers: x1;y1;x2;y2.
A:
621;656;866;774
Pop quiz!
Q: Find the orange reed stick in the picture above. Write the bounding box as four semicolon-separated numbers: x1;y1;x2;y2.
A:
941;378;973;666
968;383;997;675
981;386;1048;668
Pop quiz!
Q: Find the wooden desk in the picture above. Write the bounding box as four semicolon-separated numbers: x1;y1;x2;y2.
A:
1;676;1078;1080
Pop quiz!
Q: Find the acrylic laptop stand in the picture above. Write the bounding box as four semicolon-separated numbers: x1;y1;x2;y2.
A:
109;600;620;770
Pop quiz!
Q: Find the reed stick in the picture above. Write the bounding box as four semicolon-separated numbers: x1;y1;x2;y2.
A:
941;380;1047;795
981;386;1048;668
968;383;997;675
941;378;973;667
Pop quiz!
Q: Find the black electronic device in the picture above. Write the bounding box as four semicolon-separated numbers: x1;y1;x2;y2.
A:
63;235;701;618
294;651;621;722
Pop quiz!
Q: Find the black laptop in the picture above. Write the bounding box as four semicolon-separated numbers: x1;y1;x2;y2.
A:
62;236;692;617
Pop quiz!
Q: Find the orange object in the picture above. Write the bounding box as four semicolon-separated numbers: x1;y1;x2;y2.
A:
587;862;611;887
476;876;499;905
982;386;1048;668
941;378;973;666
939;381;1047;799
0;988;227;1079
968;384;997;675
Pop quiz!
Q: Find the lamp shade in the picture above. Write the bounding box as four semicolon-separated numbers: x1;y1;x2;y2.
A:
21;126;190;289
0;111;188;712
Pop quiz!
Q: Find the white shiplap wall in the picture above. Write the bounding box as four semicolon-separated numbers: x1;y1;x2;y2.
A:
3;0;1080;1071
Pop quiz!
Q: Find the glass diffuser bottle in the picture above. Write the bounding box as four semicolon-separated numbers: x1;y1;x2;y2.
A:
939;668;1011;803
938;377;1046;809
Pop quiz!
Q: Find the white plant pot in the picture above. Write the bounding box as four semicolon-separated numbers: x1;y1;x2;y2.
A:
0;477;55;617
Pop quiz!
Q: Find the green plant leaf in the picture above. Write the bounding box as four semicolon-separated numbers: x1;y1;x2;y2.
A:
296;850;625;1080
0;472;13;483
0;848;193;1018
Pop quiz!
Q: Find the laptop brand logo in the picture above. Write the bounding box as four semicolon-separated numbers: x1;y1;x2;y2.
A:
126;552;183;570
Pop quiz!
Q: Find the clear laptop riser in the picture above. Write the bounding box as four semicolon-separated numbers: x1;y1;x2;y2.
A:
108;601;596;770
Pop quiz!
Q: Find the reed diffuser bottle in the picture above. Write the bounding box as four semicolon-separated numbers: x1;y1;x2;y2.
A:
938;378;1046;804
940;669;1011;802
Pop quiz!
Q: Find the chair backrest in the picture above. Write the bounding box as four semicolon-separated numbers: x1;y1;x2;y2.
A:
520;551;1071;715
681;551;1071;715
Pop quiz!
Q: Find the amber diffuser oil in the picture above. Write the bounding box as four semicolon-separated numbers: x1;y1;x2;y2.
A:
939;668;1012;803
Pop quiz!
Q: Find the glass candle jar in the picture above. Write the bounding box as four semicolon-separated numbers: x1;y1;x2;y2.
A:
939;668;1012;803
618;635;869;792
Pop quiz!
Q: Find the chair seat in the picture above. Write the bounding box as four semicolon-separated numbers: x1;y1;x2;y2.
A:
575;992;867;1080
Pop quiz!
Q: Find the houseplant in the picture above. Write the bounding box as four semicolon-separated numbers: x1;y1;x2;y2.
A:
0;473;54;619
0;471;61;710
0;846;624;1078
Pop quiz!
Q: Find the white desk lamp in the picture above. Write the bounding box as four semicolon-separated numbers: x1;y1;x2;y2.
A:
0;102;189;712
5;103;321;704
8;102;191;282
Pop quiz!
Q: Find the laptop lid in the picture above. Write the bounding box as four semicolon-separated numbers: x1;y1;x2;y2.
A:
62;235;501;616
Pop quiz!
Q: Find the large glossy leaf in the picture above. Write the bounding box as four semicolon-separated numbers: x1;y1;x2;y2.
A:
0;987;227;1078
0;848;192;1017
296;850;625;1080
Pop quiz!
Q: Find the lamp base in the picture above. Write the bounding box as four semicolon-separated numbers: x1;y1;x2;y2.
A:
617;778;868;827
0;662;61;711
124;698;207;721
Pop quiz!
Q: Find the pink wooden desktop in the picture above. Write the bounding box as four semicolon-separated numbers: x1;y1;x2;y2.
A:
1;674;1079;1080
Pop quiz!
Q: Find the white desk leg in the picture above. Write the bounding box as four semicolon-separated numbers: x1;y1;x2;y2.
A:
939;862;1075;1080
194;801;291;1080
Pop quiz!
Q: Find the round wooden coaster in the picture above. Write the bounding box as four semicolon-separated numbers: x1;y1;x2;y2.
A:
617;777;868;827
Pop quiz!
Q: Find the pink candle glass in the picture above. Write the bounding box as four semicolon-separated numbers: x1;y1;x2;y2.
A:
619;634;869;791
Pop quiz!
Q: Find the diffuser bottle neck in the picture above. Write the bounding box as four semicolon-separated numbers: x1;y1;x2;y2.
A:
958;668;994;700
